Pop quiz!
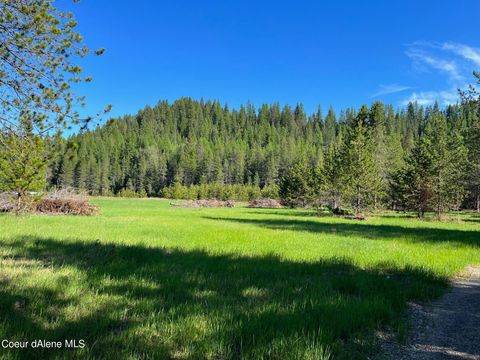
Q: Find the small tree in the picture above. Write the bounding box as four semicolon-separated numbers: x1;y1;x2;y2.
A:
393;137;433;217
466;115;480;211
279;159;314;208
322;143;344;209
0;127;47;210
461;72;480;211
394;109;467;217
0;0;109;202
426;110;467;216
342;105;380;214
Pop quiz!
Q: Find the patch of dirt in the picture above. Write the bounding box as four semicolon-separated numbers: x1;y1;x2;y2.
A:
380;266;480;360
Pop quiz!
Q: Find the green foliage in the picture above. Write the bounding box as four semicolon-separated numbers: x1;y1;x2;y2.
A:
0;131;46;195
342;105;380;213
322;143;343;209
323;106;336;146
161;183;266;201
260;183;280;199
466;114;480;211
117;188;147;198
44;97;480;215
394;108;468;217
330;206;354;216
279;158;316;207
393;137;433;217
0;0;109;134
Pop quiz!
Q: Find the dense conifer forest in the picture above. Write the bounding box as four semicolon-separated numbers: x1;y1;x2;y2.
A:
47;97;480;215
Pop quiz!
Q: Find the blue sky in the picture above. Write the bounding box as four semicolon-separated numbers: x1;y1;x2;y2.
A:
64;0;480;119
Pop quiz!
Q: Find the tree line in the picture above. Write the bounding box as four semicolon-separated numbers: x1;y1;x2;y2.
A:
1;1;479;217
44;94;480;216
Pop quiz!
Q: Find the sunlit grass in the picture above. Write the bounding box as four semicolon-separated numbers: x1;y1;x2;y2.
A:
0;198;479;359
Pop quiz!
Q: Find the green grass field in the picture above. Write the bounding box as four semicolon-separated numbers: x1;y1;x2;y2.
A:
1;198;479;359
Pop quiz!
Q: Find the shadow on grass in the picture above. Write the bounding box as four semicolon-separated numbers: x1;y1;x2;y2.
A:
377;214;417;219
204;216;480;248
464;218;480;224
244;209;319;217
0;236;448;359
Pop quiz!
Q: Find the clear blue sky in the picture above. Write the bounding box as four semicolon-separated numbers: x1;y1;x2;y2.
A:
64;0;480;120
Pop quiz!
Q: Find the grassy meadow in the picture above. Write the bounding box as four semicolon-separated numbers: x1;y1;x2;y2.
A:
0;198;480;359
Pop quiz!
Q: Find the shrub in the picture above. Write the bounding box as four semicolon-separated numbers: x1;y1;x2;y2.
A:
331;207;354;216
246;185;262;200
116;189;147;198
261;184;280;199
161;183;272;201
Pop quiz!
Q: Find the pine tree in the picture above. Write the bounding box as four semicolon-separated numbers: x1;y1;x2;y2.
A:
42;97;479;212
86;159;100;195
369;101;388;209
394;137;433;217
279;158;314;208
323;106;336;147
396;109;468;216
342;105;379;213
322;144;343;209
73;158;87;190
0;129;47;198
0;0;110;135
466;114;480;211
459;73;480;210
426;109;466;216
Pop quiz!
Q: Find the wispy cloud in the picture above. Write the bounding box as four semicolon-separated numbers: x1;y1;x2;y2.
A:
399;41;480;106
371;84;411;97
442;42;480;67
406;48;462;81
401;89;459;106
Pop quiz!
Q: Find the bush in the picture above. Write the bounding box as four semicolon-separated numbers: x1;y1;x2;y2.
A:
331;207;354;216
116;189;147;198
261;184;280;199
161;183;273;201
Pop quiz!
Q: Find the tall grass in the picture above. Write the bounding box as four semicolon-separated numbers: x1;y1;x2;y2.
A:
0;198;479;359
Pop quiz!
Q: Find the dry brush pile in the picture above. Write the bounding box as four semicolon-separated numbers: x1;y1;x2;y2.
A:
36;190;97;215
171;199;235;208
0;189;97;215
248;198;284;209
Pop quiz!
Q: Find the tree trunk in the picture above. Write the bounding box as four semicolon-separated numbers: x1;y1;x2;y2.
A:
436;172;442;218
15;191;25;215
356;185;361;214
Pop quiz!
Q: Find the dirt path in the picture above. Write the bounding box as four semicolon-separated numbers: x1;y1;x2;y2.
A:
382;266;480;360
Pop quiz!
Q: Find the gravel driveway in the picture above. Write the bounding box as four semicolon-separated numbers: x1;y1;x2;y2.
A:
382;266;480;360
